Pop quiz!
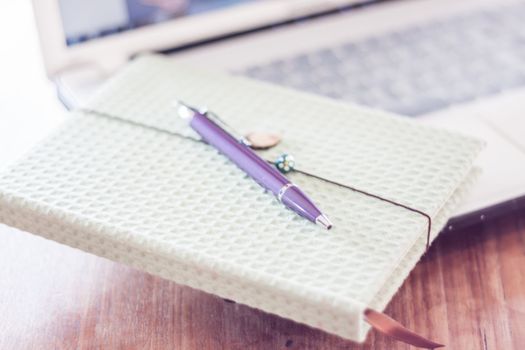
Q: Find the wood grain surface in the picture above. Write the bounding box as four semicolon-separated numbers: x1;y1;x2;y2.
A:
0;209;524;350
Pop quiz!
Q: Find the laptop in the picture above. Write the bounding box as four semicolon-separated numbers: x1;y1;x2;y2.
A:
32;0;525;229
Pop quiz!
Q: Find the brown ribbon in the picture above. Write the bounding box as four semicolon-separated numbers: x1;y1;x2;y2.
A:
295;169;433;250
365;309;444;349
81;108;433;249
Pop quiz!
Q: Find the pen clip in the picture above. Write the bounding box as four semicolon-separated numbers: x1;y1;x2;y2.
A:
174;100;251;146
202;109;252;147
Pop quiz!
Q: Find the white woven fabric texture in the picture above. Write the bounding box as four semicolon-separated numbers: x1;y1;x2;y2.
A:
0;55;482;342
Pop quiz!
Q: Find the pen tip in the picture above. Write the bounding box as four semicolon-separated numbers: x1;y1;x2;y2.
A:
315;214;333;230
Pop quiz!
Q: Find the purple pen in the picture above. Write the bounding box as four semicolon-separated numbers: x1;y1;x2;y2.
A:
176;101;332;230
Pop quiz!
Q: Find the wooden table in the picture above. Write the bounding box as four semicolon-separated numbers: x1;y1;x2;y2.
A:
1;210;524;350
1;3;524;349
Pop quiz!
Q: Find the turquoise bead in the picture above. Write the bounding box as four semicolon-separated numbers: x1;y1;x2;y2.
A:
275;154;295;174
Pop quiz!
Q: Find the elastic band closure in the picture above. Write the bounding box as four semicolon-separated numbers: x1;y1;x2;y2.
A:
79;107;433;249
295;169;433;250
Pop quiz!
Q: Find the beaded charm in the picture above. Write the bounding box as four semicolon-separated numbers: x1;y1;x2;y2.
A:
275;154;295;174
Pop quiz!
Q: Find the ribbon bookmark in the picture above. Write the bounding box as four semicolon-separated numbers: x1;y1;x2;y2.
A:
364;309;444;349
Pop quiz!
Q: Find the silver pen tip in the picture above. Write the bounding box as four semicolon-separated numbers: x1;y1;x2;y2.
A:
315;214;333;230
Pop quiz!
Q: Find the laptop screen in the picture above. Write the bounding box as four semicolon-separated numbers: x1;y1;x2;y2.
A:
58;0;257;46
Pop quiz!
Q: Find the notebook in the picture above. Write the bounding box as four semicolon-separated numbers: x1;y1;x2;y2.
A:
0;55;482;342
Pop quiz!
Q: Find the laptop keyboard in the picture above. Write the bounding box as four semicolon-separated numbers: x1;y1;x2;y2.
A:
241;3;525;116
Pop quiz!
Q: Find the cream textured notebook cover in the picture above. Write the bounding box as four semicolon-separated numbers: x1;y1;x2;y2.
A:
0;55;482;342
